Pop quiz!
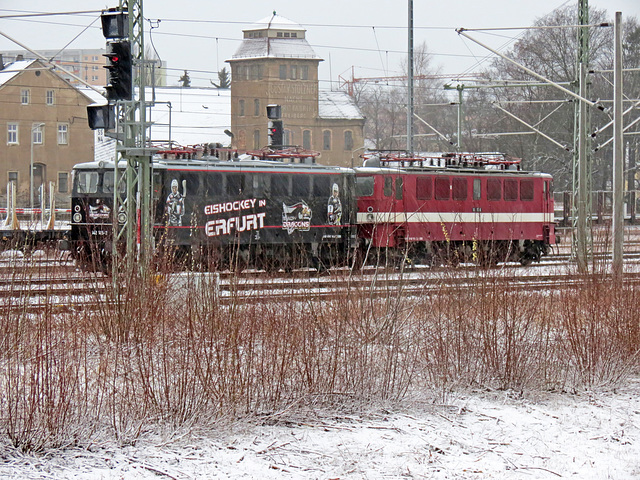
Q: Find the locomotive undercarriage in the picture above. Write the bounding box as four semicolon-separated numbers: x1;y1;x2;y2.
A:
358;238;549;269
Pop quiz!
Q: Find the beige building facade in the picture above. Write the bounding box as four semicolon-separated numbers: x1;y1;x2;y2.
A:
227;14;365;167
0;59;97;207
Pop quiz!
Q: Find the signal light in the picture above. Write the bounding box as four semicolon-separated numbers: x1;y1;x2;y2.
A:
87;104;115;130
100;8;128;39
104;40;132;101
268;120;283;147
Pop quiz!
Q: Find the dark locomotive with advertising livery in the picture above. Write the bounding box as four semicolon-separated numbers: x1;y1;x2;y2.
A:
70;147;357;271
68;147;555;271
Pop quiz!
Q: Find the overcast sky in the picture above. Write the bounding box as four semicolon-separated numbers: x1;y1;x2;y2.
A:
1;0;639;90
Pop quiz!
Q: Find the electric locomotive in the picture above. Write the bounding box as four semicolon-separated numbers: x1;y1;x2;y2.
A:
354;152;555;266
69;146;357;271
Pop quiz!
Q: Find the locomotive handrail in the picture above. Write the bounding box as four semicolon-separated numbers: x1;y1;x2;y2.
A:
245;146;321;161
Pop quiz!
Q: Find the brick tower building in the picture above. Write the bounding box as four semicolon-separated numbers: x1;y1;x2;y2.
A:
227;13;365;166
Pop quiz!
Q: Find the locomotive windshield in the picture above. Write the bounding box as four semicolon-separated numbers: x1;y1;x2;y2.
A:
75;171;99;194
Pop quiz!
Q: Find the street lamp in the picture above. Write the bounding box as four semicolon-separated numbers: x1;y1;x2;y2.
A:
30;122;45;216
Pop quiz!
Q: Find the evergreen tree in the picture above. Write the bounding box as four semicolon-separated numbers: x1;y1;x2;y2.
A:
211;67;231;88
179;70;191;87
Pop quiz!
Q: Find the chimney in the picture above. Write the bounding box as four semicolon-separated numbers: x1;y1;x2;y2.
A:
16;54;23;61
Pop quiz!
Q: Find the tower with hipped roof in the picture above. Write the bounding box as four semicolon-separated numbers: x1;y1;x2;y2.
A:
227;12;364;166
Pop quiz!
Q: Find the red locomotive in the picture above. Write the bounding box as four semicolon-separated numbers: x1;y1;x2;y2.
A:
354;152;555;266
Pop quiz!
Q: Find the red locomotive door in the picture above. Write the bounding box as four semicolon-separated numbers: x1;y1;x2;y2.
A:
374;175;404;248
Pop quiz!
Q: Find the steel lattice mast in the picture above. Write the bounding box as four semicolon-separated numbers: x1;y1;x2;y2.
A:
572;0;593;272
112;0;154;279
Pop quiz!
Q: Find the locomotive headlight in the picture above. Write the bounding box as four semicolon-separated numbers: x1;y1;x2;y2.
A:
73;212;83;223
117;211;127;224
366;213;374;222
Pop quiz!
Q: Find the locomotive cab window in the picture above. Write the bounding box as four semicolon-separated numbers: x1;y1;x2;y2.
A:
416;176;432;200
520;179;534;201
102;171;126;194
76;171;98;194
356;176;374;197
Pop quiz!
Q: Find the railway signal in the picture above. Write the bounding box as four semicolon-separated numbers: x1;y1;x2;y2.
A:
268;120;283;147
104;40;132;101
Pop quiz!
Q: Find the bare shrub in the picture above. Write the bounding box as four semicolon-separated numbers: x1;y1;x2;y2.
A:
1;249;639;451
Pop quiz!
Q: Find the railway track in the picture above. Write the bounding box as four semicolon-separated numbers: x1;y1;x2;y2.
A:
1;248;640;312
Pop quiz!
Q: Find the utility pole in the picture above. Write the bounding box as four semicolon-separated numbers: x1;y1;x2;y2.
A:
572;0;593;272
407;0;414;155
612;11;624;275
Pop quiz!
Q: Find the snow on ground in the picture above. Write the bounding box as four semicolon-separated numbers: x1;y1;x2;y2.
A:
1;379;639;479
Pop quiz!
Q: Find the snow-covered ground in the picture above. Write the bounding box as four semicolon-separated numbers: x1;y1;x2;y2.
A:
1;378;638;479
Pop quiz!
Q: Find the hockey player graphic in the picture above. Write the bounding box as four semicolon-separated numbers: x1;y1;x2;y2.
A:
327;182;342;226
166;179;186;226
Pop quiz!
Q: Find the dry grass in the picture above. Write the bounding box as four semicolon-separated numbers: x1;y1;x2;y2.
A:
0;252;639;451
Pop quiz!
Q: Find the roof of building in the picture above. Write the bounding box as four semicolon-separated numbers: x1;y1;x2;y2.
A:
0;59;35;88
230;13;320;61
149;87;232;147
246;13;304;32
230;37;320;61
318;91;365;121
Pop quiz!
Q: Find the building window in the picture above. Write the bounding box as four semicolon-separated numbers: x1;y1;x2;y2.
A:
290;65;297;80
8;172;18;185
46;90;55;106
92;55;99;61
57;124;68;145
344;130;353;150
254;99;260;116
279;64;287;80
284;32;290;38
253;129;260;149
291;32;297;38
239;99;245;116
91;75;99;82
303;130;311;150
250;65;262;80
301;65;309;80
58;172;68;193
284;129;292;145
32;124;43;145
7;124;18;145
277;32;283;38
322;130;331;150
21;89;30;105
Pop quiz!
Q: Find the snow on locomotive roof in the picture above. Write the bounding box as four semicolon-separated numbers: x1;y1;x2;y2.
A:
73;157;352;174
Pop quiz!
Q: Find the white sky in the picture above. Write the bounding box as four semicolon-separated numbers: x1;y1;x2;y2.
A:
1;0;639;90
